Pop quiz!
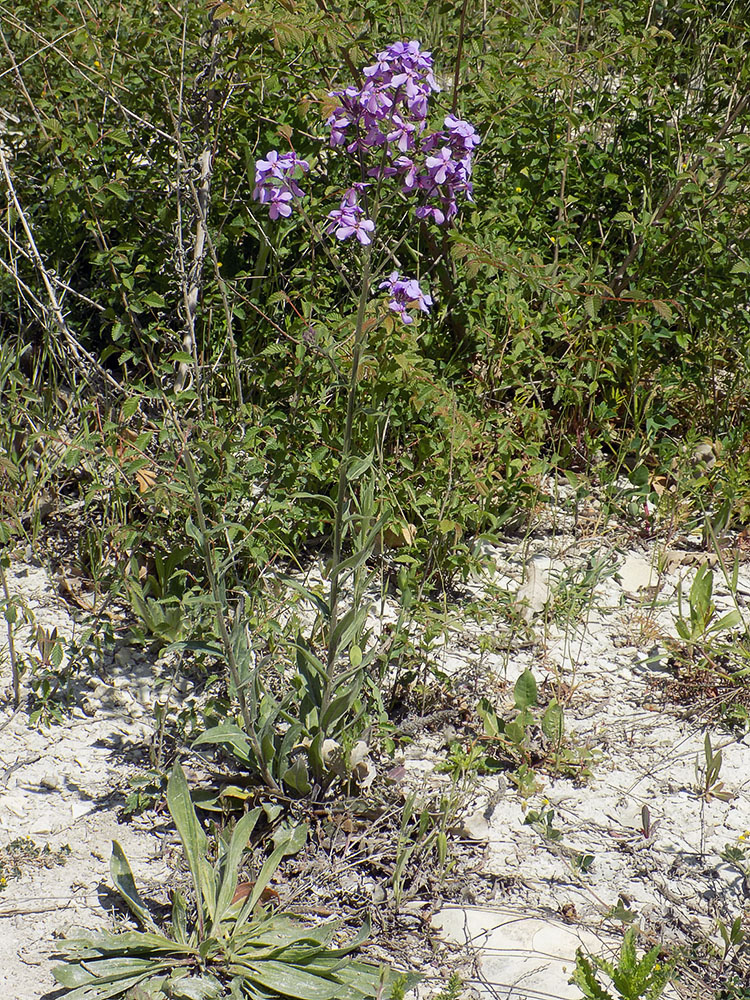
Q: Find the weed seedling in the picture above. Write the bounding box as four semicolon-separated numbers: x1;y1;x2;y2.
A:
695;734;734;802
674;563;741;656
477;669;594;783
571;926;675;1000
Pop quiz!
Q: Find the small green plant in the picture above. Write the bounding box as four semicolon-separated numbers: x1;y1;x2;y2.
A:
121;767;168;819
0;548;23;708
720;840;750;889
524;806;595;875
0;837;71;889
571;926;676;1000
53;764;415;1000
717;979;750;1000
695;734;734;803
432;973;465;1000
524;806;563;842
674;563;741;654
549;552;618;626
25;625;71;726
717;914;746;968
391;791;456;908
437;739;501;781
477;669;594;782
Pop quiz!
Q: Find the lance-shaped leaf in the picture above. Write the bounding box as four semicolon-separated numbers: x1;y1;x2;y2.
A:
110;842;160;933
212;807;262;930
167;763;216;927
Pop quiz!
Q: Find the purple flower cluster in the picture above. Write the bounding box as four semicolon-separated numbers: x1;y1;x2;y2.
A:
250;43;478;324
328;40;438;151
326;41;479;227
325;186;375;245
252;150;309;220
379;271;433;325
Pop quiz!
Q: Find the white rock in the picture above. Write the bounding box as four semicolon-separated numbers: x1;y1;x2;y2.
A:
71;801;94;820
433;905;681;999
455;809;492;841
515;555;554;620
617;555;658;595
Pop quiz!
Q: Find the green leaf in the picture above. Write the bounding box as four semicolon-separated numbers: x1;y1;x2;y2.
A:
320;682;361;734
712;610;741;632
282;756;312;795
235;825;308;931
165;640;224;658
57;930;188;956
121;397;140;420
243;960;346;1000
49;969;161;1000
477;697;504;737
541;700;564;743
346;453;374;481
143;292;167;308
571;950;615;1000
513;669;538;710
193;724;253;765
185;516;203;546
213;807;262;929
107;181;129;201
619;926;637;972
166;764;216;926
172;889;189;945
689;563;713;618
164;973;223;999
110;842;160;933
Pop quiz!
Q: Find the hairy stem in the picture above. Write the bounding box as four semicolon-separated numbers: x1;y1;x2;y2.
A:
326;242;373;688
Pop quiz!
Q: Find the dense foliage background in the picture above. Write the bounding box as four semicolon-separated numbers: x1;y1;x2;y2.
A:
0;0;748;665
2;0;749;575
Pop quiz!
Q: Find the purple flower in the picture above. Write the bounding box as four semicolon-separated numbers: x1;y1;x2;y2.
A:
394;155;419;191
416;203;446;225
379;271;433;324
445;114;481;155
359;82;393;117
255;150;286;182
252;149;309;219
387;114;416;152
267;187;293;220
326;40;439;155
326;188;375;244
425;147;456;185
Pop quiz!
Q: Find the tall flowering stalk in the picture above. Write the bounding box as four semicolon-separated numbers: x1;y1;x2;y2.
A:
251;40;480;754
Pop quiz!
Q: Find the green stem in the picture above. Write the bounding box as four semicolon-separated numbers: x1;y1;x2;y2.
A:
251;221;272;297
326;241;373;689
181;446;279;791
452;0;471;115
0;558;19;708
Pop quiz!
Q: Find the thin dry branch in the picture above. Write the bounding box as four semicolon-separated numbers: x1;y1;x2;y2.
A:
0;149;126;394
0;147;81;359
172;13;223;400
